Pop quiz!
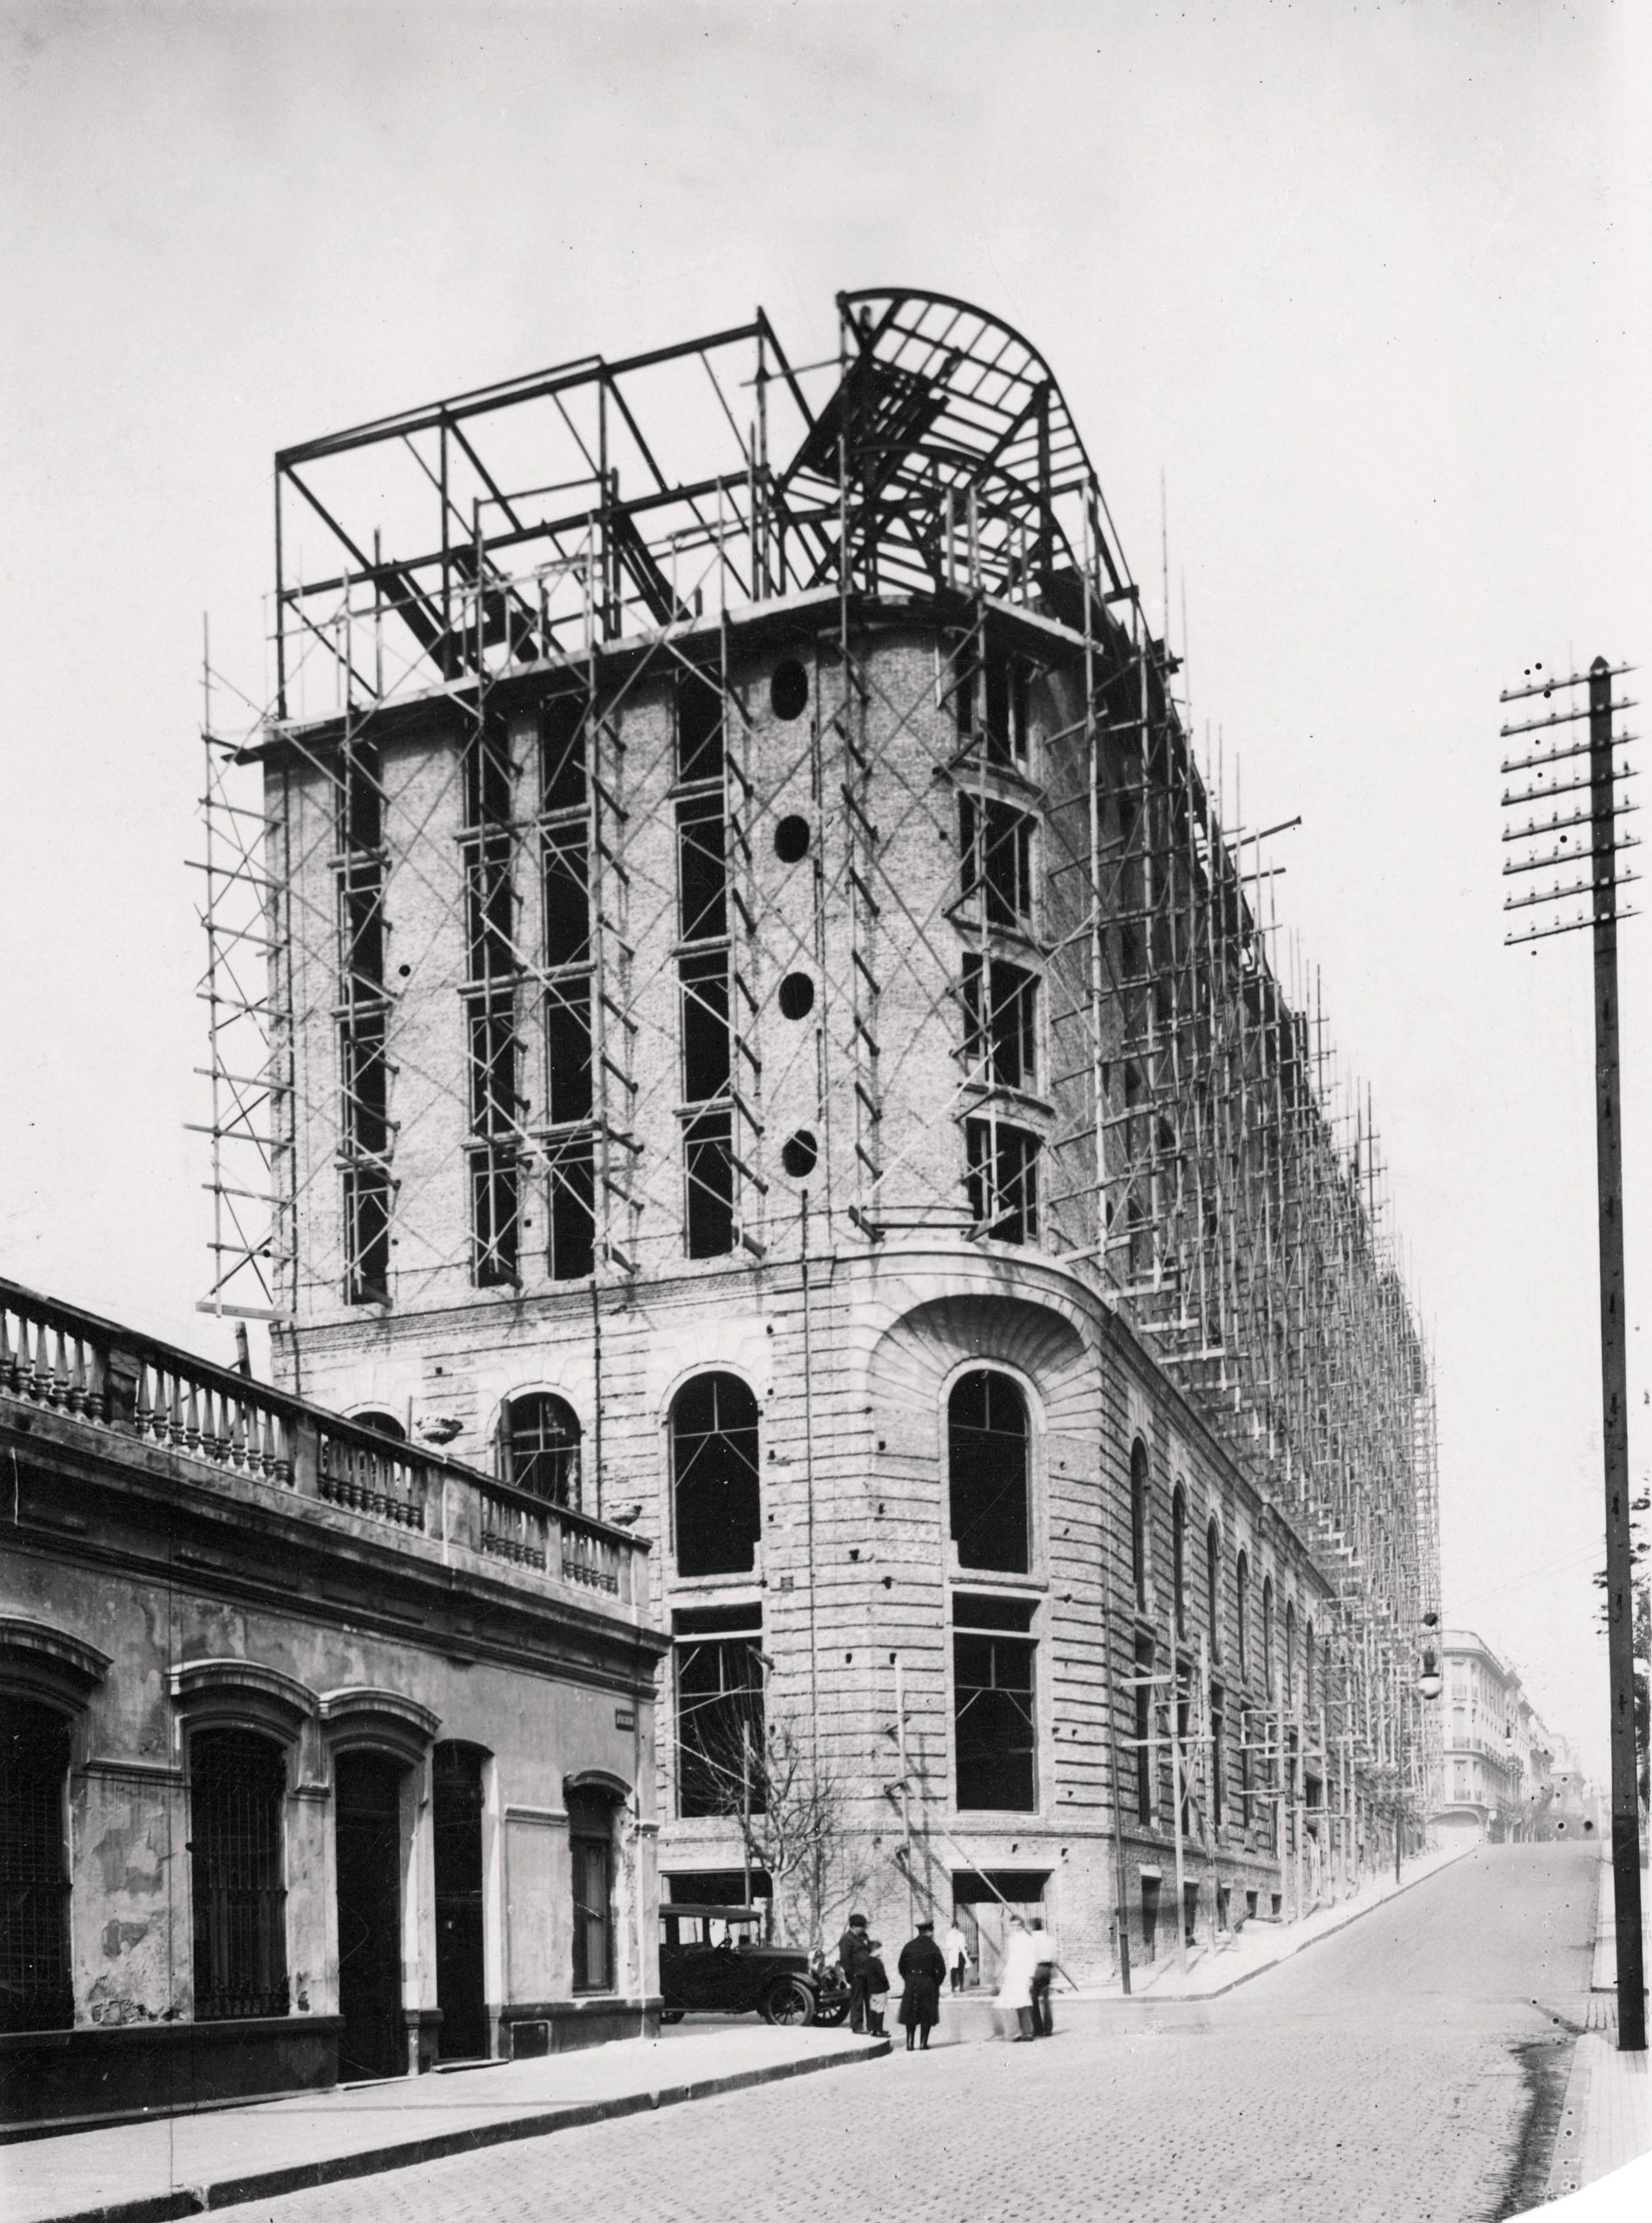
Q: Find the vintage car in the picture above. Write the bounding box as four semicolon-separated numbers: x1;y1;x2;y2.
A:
658;1903;819;2026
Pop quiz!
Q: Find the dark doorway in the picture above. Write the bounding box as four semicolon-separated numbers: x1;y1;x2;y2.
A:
432;1743;489;2061
334;1751;405;2081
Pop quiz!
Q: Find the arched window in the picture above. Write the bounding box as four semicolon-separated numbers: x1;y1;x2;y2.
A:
948;1370;1030;1575
1261;1575;1275;1697
671;1373;760;1578
1;1698;73;2032
1206;1520;1222;1659
567;1786;618;1994
1284;1602;1297;1706
1171;1484;1188;1640
1129;1441;1149;1608
1305;1620;1316;1719
352;1408;406;1442
1235;1552;1250;1679
189;1726;289;2022
503;1393;581;1507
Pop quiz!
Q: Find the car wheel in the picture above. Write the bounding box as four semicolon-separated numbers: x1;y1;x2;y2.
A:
812;1995;850;2028
659;2009;686;2025
760;1976;816;2028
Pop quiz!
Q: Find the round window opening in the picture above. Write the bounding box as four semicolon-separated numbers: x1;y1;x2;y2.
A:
778;972;816;1021
770;659;809;721
773;815;811;865
780;1129;819;1178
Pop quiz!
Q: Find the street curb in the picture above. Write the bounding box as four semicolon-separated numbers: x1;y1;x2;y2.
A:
35;2039;893;2223
1125;1846;1478;2005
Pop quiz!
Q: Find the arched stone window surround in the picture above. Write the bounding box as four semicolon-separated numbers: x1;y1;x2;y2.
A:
1305;1618;1317;1719
1260;1574;1276;1698
319;1688;440;1771
1283;1600;1298;1708
942;1356;1040;1580
0;1617;110;1722
562;1772;637;1999
663;1366;762;1582
170;1659;318;1755
1234;1550;1251;1681
350;1407;408;1442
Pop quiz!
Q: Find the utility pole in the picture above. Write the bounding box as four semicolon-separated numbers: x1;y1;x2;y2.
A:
1501;655;1645;2053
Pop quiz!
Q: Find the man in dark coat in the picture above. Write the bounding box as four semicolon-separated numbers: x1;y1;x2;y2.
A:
836;1912;872;2033
896;1919;948;2051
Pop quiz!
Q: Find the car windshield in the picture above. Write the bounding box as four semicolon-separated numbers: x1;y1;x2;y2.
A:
661;1907;764;1948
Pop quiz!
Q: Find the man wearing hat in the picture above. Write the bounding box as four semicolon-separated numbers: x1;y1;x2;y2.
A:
896;1918;948;2051
836;1913;872;2034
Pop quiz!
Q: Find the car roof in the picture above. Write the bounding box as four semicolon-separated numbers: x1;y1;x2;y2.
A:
661;1904;765;1922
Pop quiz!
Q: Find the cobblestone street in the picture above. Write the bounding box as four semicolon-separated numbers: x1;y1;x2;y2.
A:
207;1844;1596;2223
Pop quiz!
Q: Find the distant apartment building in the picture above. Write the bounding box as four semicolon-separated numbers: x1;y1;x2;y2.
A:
1431;1631;1559;1845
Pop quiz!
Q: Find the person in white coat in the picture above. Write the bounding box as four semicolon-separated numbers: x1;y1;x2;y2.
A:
993;1915;1042;2041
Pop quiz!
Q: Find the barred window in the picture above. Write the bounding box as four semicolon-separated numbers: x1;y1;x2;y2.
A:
1;1698;72;2034
503;1392;581;1508
189;1728;289;2022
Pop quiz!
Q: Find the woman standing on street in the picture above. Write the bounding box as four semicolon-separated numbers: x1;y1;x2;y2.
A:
897;1920;948;2051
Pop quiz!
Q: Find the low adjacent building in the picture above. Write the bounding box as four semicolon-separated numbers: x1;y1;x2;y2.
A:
0;1276;663;2129
1431;1630;1558;1846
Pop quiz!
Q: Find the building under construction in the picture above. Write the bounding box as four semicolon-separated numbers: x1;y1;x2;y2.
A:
201;287;1442;1991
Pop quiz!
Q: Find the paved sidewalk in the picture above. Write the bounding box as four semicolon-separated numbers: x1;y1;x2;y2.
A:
0;2027;889;2223
1544;1858;1652;2210
1079;1841;1471;2002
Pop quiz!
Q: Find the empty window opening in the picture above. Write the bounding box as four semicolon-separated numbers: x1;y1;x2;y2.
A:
1140;1875;1161;1962
1305;1621;1316;1718
955;646;1033;766
959;794;1033;927
339;859;385;1001
1284;1603;1296;1707
674;1601;765;1820
948;1369;1030;1575
1129;1441;1150;1609
952;1591;1037;1812
681;952;732;1102
352;1408;406;1441
964;1118;1040;1244
542;694;589;815
503;1392;581;1507
1171;1486;1188;1641
780;1129;818;1179
543;825;590;969
546;979;594;1125
471;1143;520;1287
769;660;809;722
676;668;725;786
1210;1691;1225;1829
683;1109;735;1258
464;726;513;830
467;830;517;980
962;953;1037;1091
777;972;815;1021
1;1698;72;2034
547;1135;596;1282
339;741;384;854
1235;1551;1250;1679
1261;1577;1275;1698
343;1166;392;1307
1134;1636;1155;1824
773;814;811;863
677;795;727;943
568;1788;617;1992
671;1373;760;1578
1206;1520;1222;1659
189;1727;289;2022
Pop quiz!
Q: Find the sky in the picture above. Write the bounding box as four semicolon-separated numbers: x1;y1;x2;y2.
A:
1;0;1646;1778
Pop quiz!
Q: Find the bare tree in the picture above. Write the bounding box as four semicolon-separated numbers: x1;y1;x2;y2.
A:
684;1711;871;1954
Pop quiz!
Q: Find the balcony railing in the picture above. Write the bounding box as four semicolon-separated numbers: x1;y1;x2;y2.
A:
0;1276;646;1610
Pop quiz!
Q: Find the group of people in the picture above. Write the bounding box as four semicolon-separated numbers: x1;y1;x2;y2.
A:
833;1910;1056;2049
